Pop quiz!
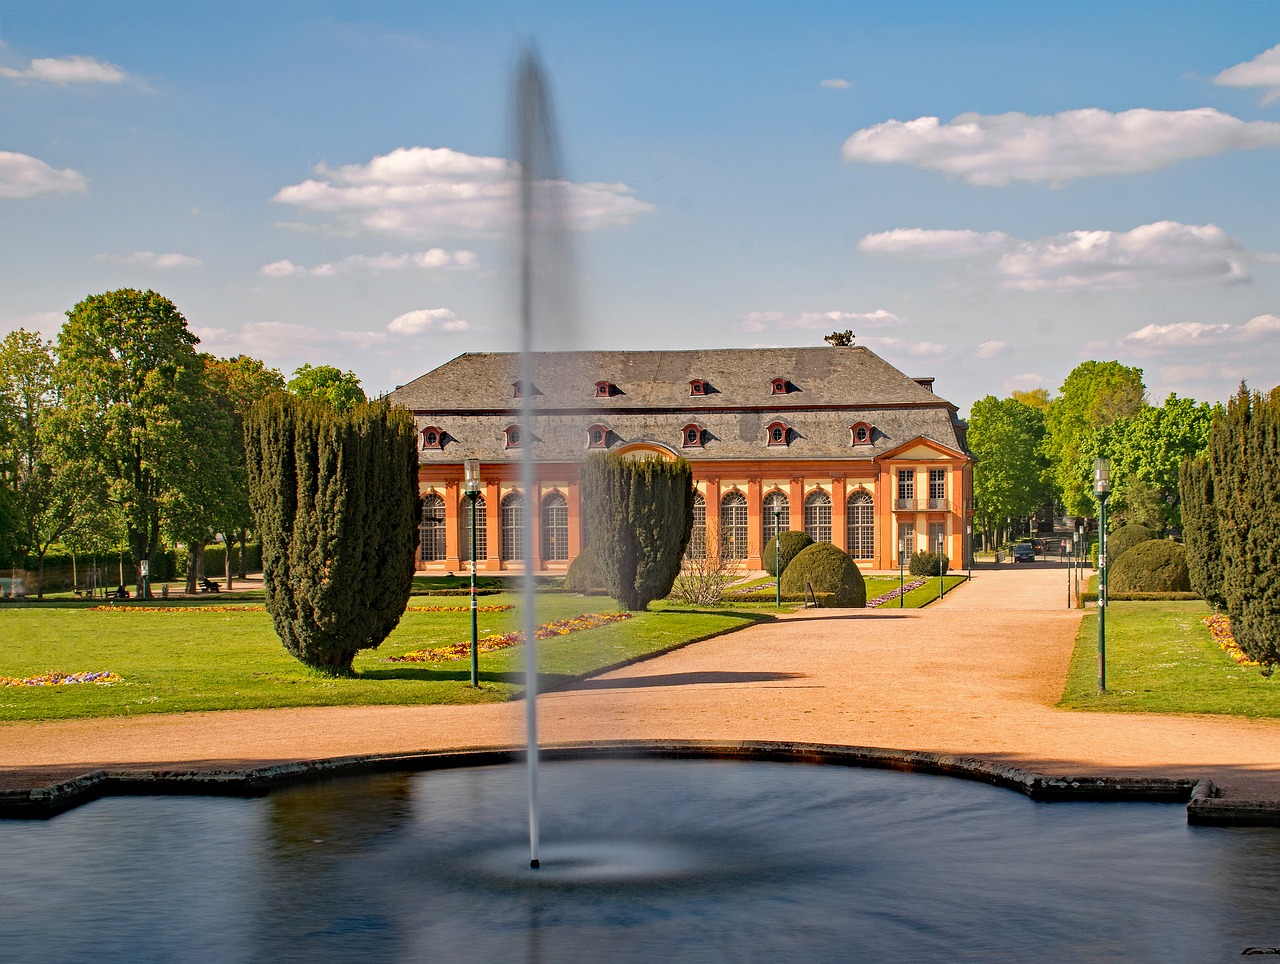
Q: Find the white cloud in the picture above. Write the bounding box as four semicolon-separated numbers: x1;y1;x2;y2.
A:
863;335;949;359
258;247;478;277
1213;44;1280;105
192;322;389;362
0;151;85;198
96;251;202;268
1120;314;1280;351
387;308;470;335
857;228;1011;259
1002;372;1048;393
272;146;654;238
973;340;1008;359
842;108;1280;186
820;78;851;90
998;221;1250;292
742;309;903;333
0;55;128;85
2;311;64;337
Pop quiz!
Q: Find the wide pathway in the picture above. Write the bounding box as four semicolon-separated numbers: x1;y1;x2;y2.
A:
2;565;1277;802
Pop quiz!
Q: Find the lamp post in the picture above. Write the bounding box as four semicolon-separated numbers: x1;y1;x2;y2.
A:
966;522;972;582
464;458;481;687
773;503;782;609
898;535;906;607
937;533;945;602
1067;532;1074;609
1094;457;1111;694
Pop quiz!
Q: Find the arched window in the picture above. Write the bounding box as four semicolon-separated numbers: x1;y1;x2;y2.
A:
682;423;704;448
540;492;569;562
419;493;446;562
587;424;608;449
847;491;875;560
686;492;707;560
762;490;788;549
460;494;487;563
721;491;748;560
766;421;789;446
500;492;526;562
504;425;522;448
421;426;444;450
804;489;832;544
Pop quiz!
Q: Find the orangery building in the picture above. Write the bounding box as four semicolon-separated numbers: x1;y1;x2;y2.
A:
388;345;974;575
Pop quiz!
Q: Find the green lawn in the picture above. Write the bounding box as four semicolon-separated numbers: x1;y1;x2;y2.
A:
0;595;767;722
1059;600;1278;717
865;574;967;608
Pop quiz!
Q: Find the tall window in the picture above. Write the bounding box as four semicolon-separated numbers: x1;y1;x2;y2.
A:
929;522;946;557
897;469;915;508
929;468;946;508
762;491;788;548
721;491;748;560
541;492;569;562
804;489;832;544
847;491;875;560
500;492;526;562
419;493;446;562
898;522;915;565
686;492;707;560
460;494;487;563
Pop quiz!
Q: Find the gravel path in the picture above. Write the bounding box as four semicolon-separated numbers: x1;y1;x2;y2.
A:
2;564;1277;803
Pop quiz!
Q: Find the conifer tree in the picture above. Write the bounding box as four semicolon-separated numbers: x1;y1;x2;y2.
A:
245;394;419;673
580;453;693;611
1178;455;1225;611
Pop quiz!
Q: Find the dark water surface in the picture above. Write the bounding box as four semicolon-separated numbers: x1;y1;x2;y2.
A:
1;760;1277;961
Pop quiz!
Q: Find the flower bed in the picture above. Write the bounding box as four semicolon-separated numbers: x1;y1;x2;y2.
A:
1;671;123;687
91;605;263;614
867;578;927;608
385;611;632;663
1203;613;1259;667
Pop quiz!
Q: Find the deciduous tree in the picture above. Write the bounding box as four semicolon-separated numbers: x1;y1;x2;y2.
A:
287;363;366;412
967;395;1052;548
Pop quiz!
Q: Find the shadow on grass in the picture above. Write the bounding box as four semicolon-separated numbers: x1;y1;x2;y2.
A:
571;670;806;690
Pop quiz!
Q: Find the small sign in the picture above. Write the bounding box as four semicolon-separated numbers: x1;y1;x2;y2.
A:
139;560;149;577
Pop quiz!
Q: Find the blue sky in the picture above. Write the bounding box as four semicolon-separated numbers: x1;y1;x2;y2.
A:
3;1;1279;414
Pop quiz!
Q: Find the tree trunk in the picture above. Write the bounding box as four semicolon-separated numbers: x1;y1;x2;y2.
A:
238;529;248;578
225;540;233;591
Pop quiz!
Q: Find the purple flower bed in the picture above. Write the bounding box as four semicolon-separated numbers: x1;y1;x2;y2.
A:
867;578;927;608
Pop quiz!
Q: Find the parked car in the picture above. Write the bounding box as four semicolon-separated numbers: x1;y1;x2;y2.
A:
1011;543;1036;563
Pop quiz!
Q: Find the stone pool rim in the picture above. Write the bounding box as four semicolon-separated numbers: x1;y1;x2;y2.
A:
1;739;1275;827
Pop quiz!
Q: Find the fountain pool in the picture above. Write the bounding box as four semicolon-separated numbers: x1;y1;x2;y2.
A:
1;757;1277;961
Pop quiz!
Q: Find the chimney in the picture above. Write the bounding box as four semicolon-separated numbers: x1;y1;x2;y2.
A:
913;377;935;393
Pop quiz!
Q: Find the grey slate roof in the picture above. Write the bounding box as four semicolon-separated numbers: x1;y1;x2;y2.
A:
389;347;970;463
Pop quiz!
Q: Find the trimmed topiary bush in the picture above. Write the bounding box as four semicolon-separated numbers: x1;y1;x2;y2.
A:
909;550;949;577
1109;539;1192;593
779;543;866;607
564;545;606;593
762;530;812;579
1106;523;1156;565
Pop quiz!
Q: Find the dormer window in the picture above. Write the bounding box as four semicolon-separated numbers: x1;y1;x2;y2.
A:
689;379;708;396
770;378;791;395
421;426;444;450
766;421;790;446
587;424;609;448
850;422;873;446
682;423;704;448
594;381;616;398
512;381;541;398
504;425;522;448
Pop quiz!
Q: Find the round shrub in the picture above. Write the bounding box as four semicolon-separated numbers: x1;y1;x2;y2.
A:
1109;539;1192;593
564;545;606;593
908;550;949;577
779;542;866;608
1107;523;1156;565
762;530;813;579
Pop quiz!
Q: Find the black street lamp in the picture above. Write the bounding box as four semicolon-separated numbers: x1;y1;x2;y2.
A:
1094;457;1111;694
965;522;972;582
898;534;906;607
937;533;945;602
464;458;482;687
773;503;782;608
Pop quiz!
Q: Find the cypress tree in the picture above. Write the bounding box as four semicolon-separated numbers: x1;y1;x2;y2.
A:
580;453;693;611
1210;385;1280;668
245;394;419;673
1178;454;1225;610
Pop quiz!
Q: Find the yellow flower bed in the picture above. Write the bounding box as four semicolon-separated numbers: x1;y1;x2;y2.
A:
386;611;633;663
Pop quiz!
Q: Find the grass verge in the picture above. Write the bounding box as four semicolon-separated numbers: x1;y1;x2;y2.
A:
1059;600;1277;717
0;594;767;723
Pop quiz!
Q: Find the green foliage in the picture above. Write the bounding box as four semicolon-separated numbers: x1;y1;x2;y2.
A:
1044;361;1146;518
1179;455;1225;610
1209;385;1280;667
908;549;949;577
287;363;367;412
563;544;606;592
779;542;866;607
823;330;854;347
1109;539;1191;593
761;530;812;579
245;394;420;673
580;454;694;611
51;289;206;595
1106;523;1156;565
967;394;1053;548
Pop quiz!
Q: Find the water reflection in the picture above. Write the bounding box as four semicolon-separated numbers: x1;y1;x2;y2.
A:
0;761;1276;962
